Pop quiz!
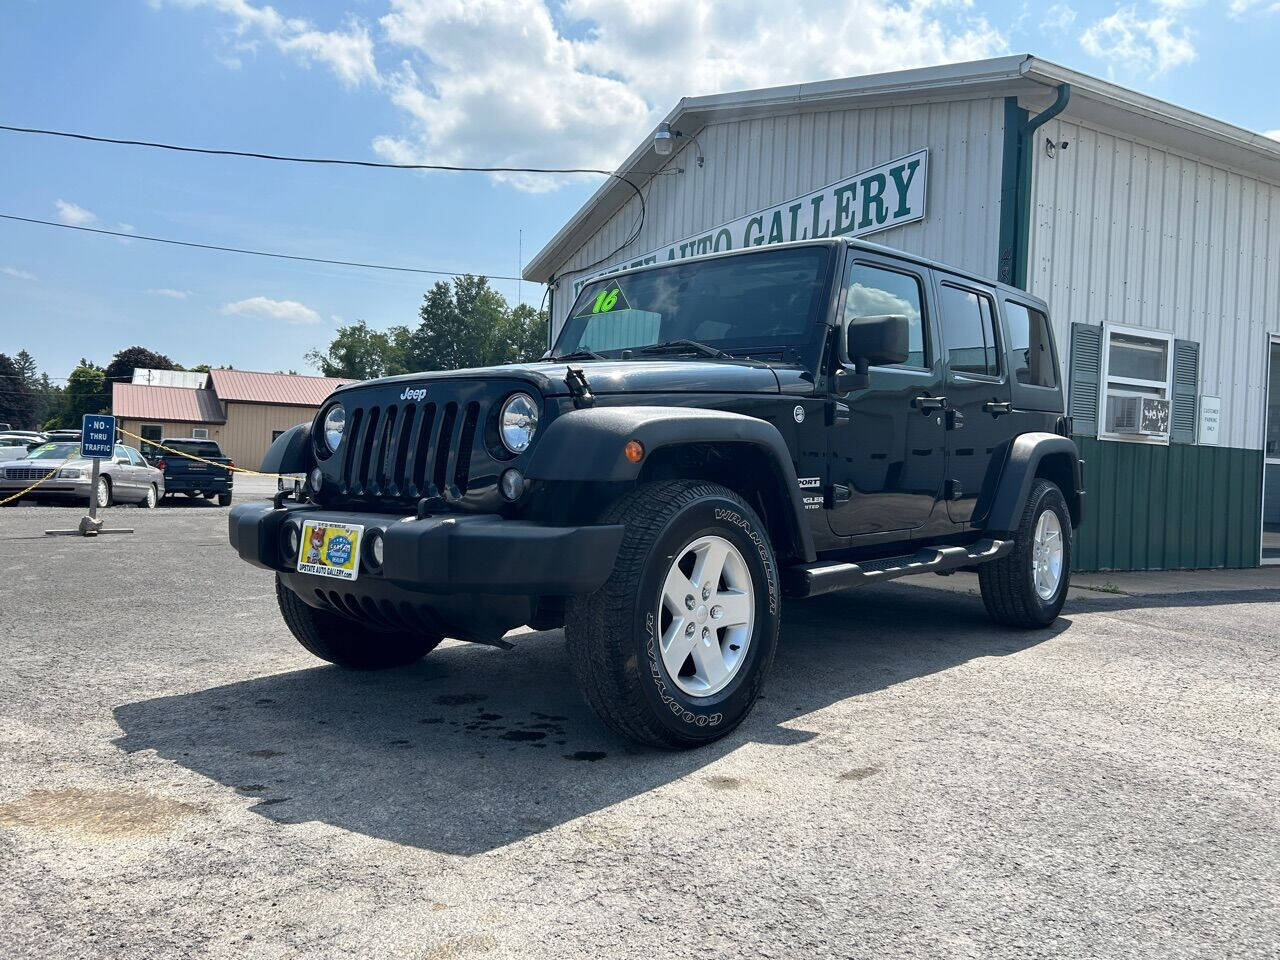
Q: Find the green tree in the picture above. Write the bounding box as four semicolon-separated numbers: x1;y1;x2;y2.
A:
408;276;546;371
0;353;37;429
61;362;108;426
305;320;412;379
104;346;176;386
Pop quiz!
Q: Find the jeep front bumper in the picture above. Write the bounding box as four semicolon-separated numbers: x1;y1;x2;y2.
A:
228;501;624;596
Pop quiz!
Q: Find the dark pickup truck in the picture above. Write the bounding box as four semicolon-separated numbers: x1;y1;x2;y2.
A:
153;438;234;505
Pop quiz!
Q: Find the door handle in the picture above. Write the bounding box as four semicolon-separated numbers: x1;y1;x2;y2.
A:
913;395;948;413
982;400;1013;416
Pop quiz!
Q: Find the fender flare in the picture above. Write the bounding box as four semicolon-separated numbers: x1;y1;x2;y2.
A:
982;432;1084;534
525;406;816;562
260;422;314;474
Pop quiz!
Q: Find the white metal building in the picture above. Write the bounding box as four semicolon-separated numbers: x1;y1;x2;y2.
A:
524;55;1280;571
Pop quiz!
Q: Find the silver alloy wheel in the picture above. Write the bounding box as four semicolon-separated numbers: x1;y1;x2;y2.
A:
95;477;110;508
1031;508;1064;600
657;534;754;698
144;484;157;508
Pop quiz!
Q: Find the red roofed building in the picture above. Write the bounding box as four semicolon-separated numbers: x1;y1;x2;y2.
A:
113;369;354;470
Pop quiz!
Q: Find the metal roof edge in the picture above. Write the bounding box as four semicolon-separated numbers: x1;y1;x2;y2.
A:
525;54;1280;283
1019;57;1280;179
523;56;1034;282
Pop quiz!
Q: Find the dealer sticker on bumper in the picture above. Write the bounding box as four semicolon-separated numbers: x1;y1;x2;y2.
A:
297;520;363;581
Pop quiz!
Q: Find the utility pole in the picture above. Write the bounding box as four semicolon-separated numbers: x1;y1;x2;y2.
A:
518;228;523;306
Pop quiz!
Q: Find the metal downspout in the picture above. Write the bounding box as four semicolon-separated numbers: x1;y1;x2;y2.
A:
1013;82;1071;290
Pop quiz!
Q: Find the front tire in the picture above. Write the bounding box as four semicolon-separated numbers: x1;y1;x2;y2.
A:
275;575;443;669
979;478;1071;628
566;480;781;749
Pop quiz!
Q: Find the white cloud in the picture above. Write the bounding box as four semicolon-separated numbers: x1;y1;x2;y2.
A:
2;266;38;281
1265;130;1280;141
1229;0;1280;15
374;0;1007;190
222;296;321;325
54;199;96;226
146;288;192;299
1041;3;1077;30
156;0;378;85
1080;6;1196;75
165;0;1006;193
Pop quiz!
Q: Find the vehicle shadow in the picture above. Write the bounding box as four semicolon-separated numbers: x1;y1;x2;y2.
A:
113;582;1065;856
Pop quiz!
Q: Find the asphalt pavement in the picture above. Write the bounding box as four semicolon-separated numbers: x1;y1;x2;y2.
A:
1;485;1277;959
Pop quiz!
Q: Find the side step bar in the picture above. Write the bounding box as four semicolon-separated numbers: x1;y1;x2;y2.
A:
783;538;1013;599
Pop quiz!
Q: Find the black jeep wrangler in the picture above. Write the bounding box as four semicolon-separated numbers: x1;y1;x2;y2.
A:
230;239;1083;749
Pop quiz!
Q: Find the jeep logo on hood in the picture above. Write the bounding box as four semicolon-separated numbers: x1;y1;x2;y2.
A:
399;386;428;402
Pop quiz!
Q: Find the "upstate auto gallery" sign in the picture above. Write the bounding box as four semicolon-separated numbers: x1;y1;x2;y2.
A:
571;148;928;294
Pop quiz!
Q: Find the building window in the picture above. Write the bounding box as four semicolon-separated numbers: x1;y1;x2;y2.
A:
140;424;162;458
192;428;209;439
1099;323;1174;443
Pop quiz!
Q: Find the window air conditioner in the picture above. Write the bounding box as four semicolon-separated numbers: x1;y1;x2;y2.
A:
1108;395;1170;437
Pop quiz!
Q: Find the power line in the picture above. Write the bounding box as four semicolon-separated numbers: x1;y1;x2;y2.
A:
0;122;649;280
0;214;527;280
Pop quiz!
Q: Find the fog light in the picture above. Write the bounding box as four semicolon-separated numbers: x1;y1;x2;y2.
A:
366;530;385;569
282;522;300;559
500;468;524;501
309;467;323;492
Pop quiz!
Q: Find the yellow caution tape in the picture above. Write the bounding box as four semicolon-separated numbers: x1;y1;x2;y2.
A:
115;427;291;478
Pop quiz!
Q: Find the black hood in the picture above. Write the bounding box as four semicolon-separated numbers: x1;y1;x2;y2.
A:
337;360;782;398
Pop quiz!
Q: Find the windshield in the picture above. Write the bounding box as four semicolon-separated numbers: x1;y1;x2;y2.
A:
554;246;832;360
26;442;80;460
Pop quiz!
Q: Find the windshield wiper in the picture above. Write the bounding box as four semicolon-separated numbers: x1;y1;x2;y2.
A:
555;349;607;361
638;339;733;359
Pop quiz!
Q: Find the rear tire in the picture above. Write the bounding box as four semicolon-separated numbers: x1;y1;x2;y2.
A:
979;478;1071;628
139;484;158;508
217;491;232;506
275;575;443;669
566;480;780;749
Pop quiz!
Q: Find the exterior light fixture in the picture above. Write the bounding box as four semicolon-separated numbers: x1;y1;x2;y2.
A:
653;122;674;156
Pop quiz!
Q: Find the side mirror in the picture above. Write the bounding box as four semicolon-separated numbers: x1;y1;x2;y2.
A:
845;314;910;373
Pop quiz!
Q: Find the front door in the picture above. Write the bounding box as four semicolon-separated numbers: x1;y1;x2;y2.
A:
1264;336;1280;564
827;253;946;538
933;275;1013;525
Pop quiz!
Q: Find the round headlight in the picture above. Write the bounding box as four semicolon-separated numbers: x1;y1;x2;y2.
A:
499;393;539;454
322;404;346;454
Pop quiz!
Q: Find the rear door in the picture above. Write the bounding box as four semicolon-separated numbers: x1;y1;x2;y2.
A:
112;443;139;498
827;251;946;538
933;274;1012;525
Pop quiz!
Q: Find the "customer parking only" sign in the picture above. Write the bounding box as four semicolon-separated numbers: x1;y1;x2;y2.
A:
572;149;928;295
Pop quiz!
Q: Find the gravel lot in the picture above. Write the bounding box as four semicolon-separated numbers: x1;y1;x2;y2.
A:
1;482;1277;959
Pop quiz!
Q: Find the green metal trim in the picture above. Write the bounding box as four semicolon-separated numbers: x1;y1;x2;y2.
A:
997;97;1026;287
1072;437;1262;571
996;84;1070;290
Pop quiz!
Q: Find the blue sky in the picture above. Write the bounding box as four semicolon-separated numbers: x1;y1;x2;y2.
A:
2;0;1277;380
